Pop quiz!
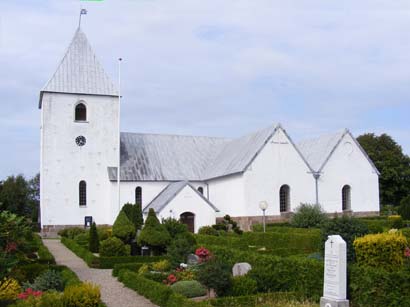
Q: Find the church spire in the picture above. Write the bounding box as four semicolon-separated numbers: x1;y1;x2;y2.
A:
39;27;118;108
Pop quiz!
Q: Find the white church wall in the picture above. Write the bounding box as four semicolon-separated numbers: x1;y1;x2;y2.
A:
207;174;246;217
317;133;380;214
243;127;316;216
40;92;119;227
157;185;216;233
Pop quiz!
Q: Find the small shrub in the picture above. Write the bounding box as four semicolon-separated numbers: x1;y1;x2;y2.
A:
137;209;171;255
212;215;243;235
23;270;64;292
58;227;85;239
175;268;196;281
399;196;410;220
152;259;171;272
196;258;232;296
388;215;403;229
62;282;101;307
88;222;99;253
170;280;206;298
198;226;219;236
167;236;194;268
74;233;89;248
290;203;327;228
354;232;407;270
99;237;128;257
162;218;188;239
138;264;151;275
229;275;258;296
96;226;111;241
112;210;136;243
321;215;368;262
37;291;64;307
0;278;21;301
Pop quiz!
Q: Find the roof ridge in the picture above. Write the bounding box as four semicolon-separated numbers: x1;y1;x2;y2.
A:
121;131;231;140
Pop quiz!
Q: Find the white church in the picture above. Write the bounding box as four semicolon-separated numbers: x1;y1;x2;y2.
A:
39;27;380;234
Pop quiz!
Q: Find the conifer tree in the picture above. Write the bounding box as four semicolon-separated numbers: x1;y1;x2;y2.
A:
88;222;99;253
137;208;170;255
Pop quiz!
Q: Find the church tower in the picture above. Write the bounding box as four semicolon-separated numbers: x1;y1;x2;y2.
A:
39;27;119;233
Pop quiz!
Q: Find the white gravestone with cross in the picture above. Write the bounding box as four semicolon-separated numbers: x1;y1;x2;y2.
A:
320;235;349;307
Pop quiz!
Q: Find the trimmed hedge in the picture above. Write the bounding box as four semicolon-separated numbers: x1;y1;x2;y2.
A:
61;237;100;267
117;270;209;307
37;237;56;265
207;292;300;307
62;237;165;269
349;265;410;307
195;231;321;256
353;232;407;270
112;263;144;277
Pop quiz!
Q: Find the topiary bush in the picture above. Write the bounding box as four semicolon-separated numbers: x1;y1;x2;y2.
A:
99;237;129;257
399;196;410;220
290;203;328;228
162;218;188;239
170;280;207;298
96;226;111;241
229;275;258;296
321;215;369;262
88;222;99;253
112;210;136;244
23;270;64;292
137;209;171;255
388;215;403;229
74;233;89;248
353;232;407;270
212;215;243;235
196;258;232;297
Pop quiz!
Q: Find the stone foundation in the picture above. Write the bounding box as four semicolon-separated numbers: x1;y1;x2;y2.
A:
41;224;111;238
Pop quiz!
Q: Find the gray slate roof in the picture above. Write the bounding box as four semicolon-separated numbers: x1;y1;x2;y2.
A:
297;130;346;172
108;124;278;181
297;129;380;175
39;27;118;107
142;181;219;214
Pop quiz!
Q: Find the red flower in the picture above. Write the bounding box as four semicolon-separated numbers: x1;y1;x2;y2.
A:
195;247;211;262
5;242;18;253
405;247;410;258
18;288;43;300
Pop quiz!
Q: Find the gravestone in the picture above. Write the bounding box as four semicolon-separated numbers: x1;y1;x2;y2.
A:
232;262;252;276
187;254;199;265
320;235;349;307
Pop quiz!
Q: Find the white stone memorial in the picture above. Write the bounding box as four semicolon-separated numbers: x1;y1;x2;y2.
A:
232;262;252;276
320;235;349;307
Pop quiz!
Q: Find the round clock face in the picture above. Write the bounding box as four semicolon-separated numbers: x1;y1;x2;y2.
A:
75;136;86;147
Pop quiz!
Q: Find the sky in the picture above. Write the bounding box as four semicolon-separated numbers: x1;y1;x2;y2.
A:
1;0;410;179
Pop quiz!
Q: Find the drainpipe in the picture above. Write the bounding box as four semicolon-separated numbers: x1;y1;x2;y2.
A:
313;172;320;205
205;182;210;199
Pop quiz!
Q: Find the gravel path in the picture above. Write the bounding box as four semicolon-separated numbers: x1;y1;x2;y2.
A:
43;239;157;307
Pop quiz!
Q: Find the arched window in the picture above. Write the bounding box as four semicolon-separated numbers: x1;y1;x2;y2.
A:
342;185;351;211
79;181;87;207
197;187;204;195
75;103;87;121
279;185;290;212
135;186;142;205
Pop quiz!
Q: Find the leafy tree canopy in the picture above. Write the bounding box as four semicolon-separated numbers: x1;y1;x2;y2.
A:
357;133;410;207
0;174;39;221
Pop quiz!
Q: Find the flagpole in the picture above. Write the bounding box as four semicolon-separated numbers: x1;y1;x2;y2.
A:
117;58;122;213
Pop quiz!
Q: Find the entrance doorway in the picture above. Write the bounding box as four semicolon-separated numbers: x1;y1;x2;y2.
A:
180;212;195;233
